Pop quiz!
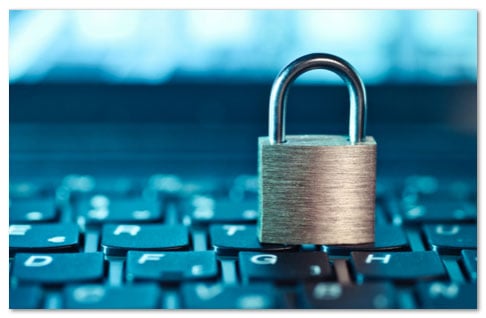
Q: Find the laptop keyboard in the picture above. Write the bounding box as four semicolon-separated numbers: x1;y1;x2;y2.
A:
9;174;477;309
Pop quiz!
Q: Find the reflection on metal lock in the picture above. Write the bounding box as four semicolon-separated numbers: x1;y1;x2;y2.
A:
258;53;376;245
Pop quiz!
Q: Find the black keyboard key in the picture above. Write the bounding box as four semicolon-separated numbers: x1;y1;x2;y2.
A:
181;283;278;309
101;224;189;256
461;250;477;281
351;251;446;283
399;201;476;224
9;285;43;309
239;251;332;283
9;199;58;223
183;195;258;225
209;224;296;256
126;251;218;282
423;224;476;254
13;252;104;284
9;224;79;255
77;195;161;225
323;225;409;255
302;282;396;309
416;282;477;309
64;284;161;309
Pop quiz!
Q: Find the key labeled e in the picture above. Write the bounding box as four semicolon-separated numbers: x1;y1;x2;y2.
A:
250;254;277;265
24;255;53;267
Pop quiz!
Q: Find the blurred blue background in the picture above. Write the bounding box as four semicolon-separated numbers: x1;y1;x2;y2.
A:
9;10;477;84
9;9;477;179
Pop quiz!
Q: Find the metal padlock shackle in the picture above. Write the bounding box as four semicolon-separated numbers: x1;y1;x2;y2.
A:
269;53;367;145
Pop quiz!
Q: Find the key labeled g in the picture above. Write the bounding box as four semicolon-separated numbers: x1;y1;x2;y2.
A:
250;254;277;265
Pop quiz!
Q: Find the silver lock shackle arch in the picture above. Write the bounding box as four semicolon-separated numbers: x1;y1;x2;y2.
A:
269;53;367;145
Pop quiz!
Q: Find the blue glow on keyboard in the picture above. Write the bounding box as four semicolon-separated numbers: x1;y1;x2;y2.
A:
9;10;477;84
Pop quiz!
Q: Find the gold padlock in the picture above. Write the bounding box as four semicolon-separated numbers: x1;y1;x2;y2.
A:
258;53;376;245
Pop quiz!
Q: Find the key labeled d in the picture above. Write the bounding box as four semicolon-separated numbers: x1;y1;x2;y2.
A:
24;255;53;267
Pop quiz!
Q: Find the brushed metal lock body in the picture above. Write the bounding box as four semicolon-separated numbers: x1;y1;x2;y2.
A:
258;53;376;245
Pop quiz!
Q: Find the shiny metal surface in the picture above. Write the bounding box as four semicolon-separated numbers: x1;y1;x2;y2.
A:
259;53;375;245
258;135;376;245
269;53;366;145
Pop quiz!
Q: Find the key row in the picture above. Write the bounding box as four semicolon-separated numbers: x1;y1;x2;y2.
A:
10;250;477;285
10;195;477;227
10;175;259;200
9;194;477;225
399;175;476;203
11;174;477;223
9;195;260;225
10;280;477;309
9;223;477;257
11;174;476;201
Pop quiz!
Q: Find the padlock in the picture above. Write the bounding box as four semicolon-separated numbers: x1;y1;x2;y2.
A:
258;53;376;245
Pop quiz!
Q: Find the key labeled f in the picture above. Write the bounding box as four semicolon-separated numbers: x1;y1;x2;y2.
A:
137;253;165;264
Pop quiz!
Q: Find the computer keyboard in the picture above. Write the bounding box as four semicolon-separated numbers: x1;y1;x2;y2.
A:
9;174;477;309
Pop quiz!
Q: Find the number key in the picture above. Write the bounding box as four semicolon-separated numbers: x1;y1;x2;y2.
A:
77;195;161;225
9;199;58;223
184;196;258;225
